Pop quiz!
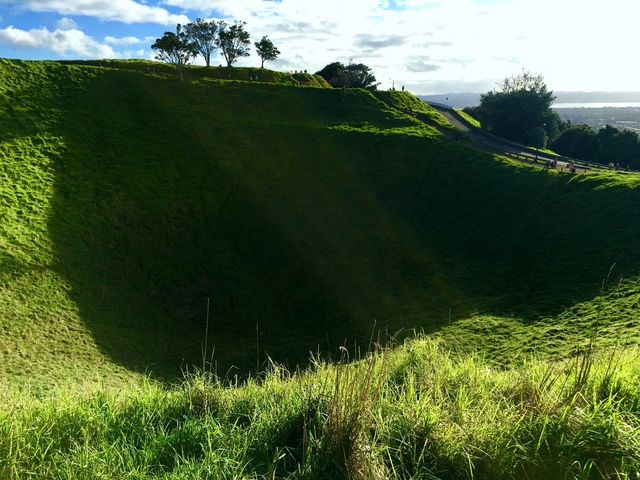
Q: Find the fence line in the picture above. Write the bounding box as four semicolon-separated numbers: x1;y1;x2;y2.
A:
425;101;631;172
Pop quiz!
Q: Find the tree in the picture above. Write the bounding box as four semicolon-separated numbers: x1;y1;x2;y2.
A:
474;70;561;144
345;63;378;89
529;126;548;156
498;70;548;94
254;36;280;68
217;21;251;67
551;124;640;169
316;62;378;90
184;18;218;67
597;125;640;168
316;62;350;87
151;25;196;81
551;124;599;162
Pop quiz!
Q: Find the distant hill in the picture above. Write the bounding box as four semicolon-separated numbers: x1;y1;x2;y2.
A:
420;91;640;108
554;91;640;104
554;106;640;132
418;92;481;108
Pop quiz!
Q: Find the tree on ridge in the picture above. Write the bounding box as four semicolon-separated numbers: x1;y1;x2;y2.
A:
217;21;251;67
151;25;197;81
551;124;599;162
254;36;280;68
316;62;378;90
473;70;561;144
345;63;378;90
184;19;218;67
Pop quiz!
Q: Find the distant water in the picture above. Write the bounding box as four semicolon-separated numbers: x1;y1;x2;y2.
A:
553;102;640;109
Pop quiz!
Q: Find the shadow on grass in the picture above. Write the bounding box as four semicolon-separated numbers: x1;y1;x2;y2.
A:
42;71;472;380
36;66;640;380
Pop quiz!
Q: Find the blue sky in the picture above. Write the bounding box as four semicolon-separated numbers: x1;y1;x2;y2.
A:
0;0;637;94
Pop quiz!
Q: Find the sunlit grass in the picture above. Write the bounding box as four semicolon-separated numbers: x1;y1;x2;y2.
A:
2;56;640;479
457;108;481;128
1;57;640;391
1;337;639;479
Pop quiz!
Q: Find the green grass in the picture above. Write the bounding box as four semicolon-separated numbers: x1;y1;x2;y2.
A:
457;109;563;156
376;90;457;132
457;108;481;128
2;58;640;477
0;59;447;387
2;58;640;389
1;337;639;479
57;59;331;87
537;147;561;156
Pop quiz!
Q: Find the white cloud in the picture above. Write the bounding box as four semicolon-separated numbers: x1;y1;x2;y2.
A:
105;35;149;45
162;0;459;89
118;47;146;58
0;0;189;25
0;25;116;57
406;57;441;73
161;0;278;18
56;17;78;30
0;0;638;92
157;0;640;93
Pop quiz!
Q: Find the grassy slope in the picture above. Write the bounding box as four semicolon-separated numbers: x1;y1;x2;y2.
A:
2;59;640;390
58;59;331;87
457;108;562;156
457;108;481;128
375;90;457;132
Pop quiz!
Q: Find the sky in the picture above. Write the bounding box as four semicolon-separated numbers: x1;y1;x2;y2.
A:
0;0;637;94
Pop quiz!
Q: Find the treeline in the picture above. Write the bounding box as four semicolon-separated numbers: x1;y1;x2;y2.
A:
315;62;378;90
464;71;562;148
151;20;381;90
551;124;640;170
464;70;639;169
151;20;280;80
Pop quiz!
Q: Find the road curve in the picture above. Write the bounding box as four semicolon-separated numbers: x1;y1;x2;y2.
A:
428;103;590;173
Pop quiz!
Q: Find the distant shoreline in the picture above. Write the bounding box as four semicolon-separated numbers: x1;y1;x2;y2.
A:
420;93;640;109
553;102;640;109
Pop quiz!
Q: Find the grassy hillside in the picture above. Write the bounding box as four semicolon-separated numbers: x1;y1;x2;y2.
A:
58;59;331;87
1;58;640;390
374;90;456;132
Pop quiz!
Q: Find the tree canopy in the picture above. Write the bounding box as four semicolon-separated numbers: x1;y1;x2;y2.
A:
316;62;378;90
184;19;218;67
217;21;251;67
551;124;640;169
551;124;599;163
473;70;561;144
254;36;280;68
151;25;197;81
529;126;548;151
497;70;549;95
597;125;640;168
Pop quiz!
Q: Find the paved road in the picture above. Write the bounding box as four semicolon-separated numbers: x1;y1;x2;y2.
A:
430;104;589;174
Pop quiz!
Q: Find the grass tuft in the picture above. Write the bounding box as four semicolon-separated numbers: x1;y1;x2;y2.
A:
1;336;640;478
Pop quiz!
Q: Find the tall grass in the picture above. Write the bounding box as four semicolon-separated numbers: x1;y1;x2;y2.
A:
1;337;639;479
